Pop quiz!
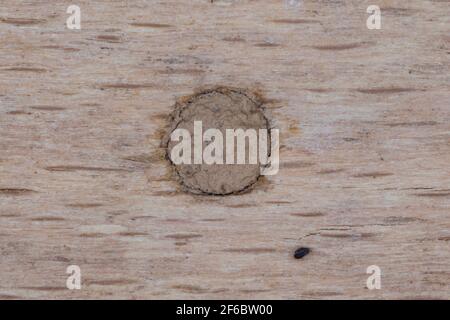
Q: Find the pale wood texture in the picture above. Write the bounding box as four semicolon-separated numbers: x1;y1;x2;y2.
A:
0;0;449;299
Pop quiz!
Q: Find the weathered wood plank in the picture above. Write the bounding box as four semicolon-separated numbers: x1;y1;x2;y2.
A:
0;0;449;299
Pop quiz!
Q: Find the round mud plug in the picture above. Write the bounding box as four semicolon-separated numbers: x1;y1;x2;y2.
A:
164;88;270;195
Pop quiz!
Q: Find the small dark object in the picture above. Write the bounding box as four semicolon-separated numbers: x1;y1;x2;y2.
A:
294;247;310;259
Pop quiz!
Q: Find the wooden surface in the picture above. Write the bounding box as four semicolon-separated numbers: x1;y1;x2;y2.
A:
1;0;449;299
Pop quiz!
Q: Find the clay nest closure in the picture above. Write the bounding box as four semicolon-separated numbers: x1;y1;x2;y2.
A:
162;87;271;195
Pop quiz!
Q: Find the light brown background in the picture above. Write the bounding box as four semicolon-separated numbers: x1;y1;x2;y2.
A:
0;0;449;299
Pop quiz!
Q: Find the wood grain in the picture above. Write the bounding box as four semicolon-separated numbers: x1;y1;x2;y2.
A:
0;0;449;299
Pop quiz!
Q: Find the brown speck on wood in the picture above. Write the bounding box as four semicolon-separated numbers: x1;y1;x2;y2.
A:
99;83;157;90
356;87;416;94
96;35;122;43
271;19;320;24
2;67;47;73
223;248;277;254
44;166;131;172
312;43;367;50
0;17;46;25
0;188;36;195
130;22;172;28
353;172;394;178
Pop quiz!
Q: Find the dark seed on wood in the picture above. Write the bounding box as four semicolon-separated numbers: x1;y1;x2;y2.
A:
294;247;310;259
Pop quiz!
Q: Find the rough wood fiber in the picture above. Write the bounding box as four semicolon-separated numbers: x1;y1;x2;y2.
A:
0;0;449;299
